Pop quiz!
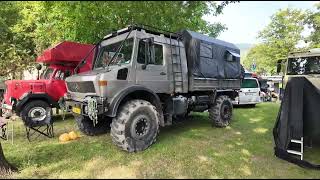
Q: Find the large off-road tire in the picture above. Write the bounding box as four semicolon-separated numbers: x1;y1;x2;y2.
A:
74;115;111;136
110;99;160;153
20;100;51;127
209;95;233;127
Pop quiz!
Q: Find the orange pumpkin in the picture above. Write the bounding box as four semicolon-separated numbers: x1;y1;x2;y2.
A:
68;131;79;140
59;133;70;142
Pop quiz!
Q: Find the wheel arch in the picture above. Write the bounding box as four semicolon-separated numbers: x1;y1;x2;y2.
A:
15;93;56;113
107;86;164;126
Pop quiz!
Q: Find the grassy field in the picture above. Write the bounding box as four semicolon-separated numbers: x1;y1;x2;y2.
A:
1;102;320;178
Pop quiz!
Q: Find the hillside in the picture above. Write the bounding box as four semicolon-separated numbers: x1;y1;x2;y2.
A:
235;43;254;55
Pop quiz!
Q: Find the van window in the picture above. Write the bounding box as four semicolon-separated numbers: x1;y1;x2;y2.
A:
241;79;258;88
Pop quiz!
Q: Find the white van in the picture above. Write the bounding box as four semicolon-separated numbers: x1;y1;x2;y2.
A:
233;78;261;106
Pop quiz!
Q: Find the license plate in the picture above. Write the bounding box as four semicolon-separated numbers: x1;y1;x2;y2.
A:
72;107;81;114
245;92;255;95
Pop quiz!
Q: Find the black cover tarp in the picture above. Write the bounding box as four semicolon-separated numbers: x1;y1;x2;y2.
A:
181;30;242;79
273;77;320;169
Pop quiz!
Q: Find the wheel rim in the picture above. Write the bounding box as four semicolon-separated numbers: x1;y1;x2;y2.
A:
28;107;47;121
221;103;231;122
132;115;150;139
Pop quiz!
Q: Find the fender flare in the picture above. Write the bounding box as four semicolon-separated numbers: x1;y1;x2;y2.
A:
106;85;164;126
15;93;57;113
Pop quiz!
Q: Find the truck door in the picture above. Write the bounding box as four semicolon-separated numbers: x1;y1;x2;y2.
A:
135;39;170;93
49;69;68;101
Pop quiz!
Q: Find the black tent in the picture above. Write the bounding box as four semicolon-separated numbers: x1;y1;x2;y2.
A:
181;30;242;79
273;76;320;169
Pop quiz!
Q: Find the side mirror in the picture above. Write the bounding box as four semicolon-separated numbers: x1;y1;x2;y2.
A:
35;64;42;80
35;64;42;71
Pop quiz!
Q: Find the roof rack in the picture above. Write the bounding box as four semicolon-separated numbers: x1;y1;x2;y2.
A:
103;24;181;40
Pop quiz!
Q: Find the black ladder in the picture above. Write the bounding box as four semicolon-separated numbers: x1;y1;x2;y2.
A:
169;34;184;93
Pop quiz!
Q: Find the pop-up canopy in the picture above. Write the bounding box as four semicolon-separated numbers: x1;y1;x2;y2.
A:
36;41;95;65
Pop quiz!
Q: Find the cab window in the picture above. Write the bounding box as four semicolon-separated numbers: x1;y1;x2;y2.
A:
54;70;66;80
137;40;163;65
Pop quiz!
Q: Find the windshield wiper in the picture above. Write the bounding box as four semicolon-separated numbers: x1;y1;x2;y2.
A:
105;26;134;69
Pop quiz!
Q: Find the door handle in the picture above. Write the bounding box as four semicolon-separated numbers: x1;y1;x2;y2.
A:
160;72;166;75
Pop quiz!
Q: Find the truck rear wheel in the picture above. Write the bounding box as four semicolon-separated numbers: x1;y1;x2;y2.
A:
209;95;233;127
110;99;160;152
74;115;111;136
20;100;51;127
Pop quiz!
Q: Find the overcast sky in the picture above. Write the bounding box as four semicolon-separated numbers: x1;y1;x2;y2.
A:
204;1;318;44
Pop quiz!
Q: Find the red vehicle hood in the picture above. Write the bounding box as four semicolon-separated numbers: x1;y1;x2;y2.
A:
3;79;50;105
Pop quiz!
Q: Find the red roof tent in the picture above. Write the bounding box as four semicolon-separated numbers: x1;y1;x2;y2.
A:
36;41;95;65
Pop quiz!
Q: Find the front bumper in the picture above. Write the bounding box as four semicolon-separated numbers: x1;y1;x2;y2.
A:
65;98;107;116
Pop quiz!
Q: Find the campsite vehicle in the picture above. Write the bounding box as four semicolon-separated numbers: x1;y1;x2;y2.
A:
277;48;320;98
274;48;320;167
0;41;95;125
64;25;243;152
232;77;261;106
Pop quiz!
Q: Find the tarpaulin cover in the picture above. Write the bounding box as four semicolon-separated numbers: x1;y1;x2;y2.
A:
181;30;242;79
36;41;95;65
273;77;320;169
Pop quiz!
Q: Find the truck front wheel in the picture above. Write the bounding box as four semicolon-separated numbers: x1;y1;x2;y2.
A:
20;100;51;127
110;99;160;152
209;95;233;127
74;115;111;136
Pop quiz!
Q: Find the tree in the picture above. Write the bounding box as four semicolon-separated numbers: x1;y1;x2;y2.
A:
243;8;307;75
0;142;17;174
306;3;320;47
0;1;237;78
0;2;35;78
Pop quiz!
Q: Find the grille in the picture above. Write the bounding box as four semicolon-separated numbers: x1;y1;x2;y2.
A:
67;81;95;93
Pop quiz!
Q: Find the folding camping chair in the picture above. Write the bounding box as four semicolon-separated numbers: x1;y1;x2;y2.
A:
23;107;54;142
0;118;14;144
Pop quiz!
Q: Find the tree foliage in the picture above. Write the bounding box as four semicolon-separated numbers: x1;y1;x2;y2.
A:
243;8;308;75
306;3;320;48
0;1;236;78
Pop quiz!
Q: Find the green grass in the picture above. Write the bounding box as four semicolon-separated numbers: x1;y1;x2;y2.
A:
2;102;320;178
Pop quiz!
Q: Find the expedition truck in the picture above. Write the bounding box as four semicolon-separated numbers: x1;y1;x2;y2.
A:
64;25;244;152
0;41;95;126
277;48;320;99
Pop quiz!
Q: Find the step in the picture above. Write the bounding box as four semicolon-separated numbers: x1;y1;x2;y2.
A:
287;150;302;156
291;139;303;144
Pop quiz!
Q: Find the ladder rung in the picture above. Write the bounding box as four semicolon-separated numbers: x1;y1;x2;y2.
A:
291;139;303;144
287;150;302;156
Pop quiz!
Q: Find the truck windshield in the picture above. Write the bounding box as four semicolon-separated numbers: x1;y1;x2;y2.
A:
94;38;134;69
287;56;320;75
241;79;258;88
40;67;54;79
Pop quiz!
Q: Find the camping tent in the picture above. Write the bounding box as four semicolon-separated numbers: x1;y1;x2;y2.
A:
273;76;320;169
